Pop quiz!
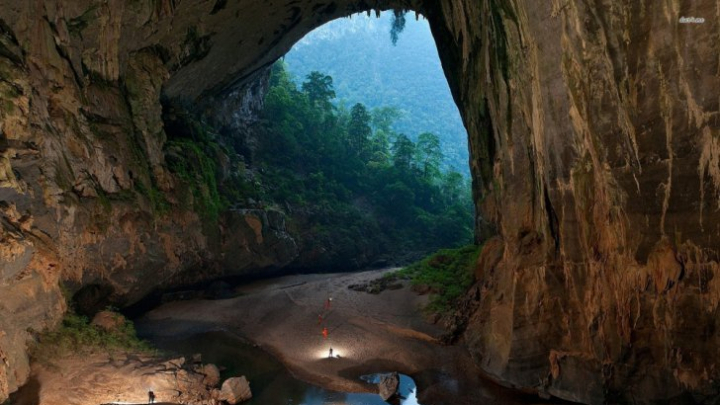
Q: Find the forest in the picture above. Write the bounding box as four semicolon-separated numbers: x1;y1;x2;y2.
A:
255;61;474;265
284;12;469;176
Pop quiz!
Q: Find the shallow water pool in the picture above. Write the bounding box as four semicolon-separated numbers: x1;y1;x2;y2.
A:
151;331;422;405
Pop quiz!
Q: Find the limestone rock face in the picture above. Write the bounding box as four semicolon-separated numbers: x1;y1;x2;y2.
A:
0;0;720;403
219;209;298;274
440;1;720;403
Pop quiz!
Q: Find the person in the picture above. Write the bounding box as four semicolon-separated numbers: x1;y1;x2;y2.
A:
148;390;155;404
318;314;323;324
322;327;328;339
329;347;333;358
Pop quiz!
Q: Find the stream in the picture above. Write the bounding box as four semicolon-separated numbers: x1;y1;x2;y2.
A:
133;269;553;405
150;331;423;405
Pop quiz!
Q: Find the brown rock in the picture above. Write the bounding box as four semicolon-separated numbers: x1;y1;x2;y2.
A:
219;376;252;404
474;236;504;281
30;352;215;405
162;357;186;370
90;311;126;332
378;372;399;401
210;388;221;400
647;238;683;293
202;364;221;388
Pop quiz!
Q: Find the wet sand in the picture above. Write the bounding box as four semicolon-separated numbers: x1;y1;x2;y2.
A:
136;269;544;405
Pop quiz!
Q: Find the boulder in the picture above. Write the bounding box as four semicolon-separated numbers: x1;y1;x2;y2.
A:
175;369;205;392
90;311;126;332
219;376;252;404
202;364;221;387
161;357;186;370
378;372;399;401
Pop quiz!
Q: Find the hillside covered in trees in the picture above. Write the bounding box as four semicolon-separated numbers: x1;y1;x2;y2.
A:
284;12;469;176
253;62;474;267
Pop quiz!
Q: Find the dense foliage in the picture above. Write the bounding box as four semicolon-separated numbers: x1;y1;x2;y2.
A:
395;244;480;313
29;311;153;364
284;12;469;176
163;106;260;222
259;62;474;261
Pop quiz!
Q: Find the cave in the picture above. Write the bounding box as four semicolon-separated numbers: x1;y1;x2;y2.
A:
1;1;720;404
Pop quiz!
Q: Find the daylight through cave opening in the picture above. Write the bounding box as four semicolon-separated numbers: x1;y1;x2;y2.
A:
158;10;477;276
5;1;720;404
0;1;509;404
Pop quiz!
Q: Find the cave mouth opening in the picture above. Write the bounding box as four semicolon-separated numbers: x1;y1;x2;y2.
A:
159;10;475;281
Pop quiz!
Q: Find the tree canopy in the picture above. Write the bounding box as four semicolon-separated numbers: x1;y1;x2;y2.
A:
302;71;336;111
283;12;470;176
257;62;474;256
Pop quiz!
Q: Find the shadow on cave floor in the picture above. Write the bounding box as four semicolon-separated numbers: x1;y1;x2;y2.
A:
3;376;39;405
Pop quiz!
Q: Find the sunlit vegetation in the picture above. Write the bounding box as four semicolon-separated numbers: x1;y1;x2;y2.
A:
163;108;258;221
283;12;469;175
394;245;480;314
259;61;474;257
29;311;153;365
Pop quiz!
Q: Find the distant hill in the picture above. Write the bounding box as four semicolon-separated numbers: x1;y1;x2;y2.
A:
283;12;470;176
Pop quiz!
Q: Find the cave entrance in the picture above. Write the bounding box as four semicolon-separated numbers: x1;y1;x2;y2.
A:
160;10;474;276
239;11;475;271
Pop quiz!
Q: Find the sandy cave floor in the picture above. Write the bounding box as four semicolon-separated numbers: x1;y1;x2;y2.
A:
135;269;550;405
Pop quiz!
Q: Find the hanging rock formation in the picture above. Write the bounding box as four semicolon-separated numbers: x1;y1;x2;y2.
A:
0;0;719;403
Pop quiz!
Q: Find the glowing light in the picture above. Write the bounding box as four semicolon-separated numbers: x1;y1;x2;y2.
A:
314;346;346;359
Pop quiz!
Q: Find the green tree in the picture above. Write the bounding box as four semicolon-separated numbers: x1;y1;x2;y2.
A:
441;171;469;207
258;61;474;267
348;103;372;158
367;129;391;168
302;71;336;111
391;134;415;172
382;181;415;217
269;60;294;88
283;12;471;177
371;106;402;135
416;132;442;181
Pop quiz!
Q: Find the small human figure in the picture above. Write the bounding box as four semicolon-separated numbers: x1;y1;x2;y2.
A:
148;390;155;404
318;314;323;324
322;327;329;339
329;347;334;358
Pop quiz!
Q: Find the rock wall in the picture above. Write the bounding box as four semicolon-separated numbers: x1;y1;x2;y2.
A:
1;0;720;403
444;1;720;403
0;2;299;399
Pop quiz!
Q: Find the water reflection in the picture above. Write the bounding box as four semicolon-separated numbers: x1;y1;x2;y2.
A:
297;374;420;405
150;331;422;405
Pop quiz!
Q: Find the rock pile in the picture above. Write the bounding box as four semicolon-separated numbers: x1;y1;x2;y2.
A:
33;353;253;405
